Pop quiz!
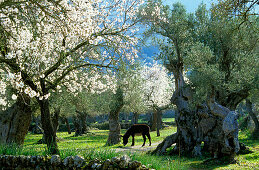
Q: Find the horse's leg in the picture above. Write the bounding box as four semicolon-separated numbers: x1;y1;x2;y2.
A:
131;135;135;146
147;133;151;146
142;134;146;147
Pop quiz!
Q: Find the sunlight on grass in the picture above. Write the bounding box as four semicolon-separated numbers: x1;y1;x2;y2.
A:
1;127;258;170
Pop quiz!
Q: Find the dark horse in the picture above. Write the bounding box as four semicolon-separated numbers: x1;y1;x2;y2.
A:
122;124;151;147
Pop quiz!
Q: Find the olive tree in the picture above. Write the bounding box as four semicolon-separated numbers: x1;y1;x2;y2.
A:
140;0;258;160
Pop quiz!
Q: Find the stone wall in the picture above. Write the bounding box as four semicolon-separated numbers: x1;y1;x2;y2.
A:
0;154;150;169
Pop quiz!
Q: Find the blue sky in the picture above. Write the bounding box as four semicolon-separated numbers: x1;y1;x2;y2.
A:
140;0;218;63
163;0;217;13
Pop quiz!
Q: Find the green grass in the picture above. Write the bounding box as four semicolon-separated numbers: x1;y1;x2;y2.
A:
162;118;175;123
0;127;258;170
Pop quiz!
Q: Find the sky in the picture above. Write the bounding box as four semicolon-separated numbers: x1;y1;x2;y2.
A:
163;0;217;13
140;0;258;63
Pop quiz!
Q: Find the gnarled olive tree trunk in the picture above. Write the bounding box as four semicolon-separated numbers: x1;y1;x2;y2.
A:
73;110;88;136
106;88;124;146
246;99;259;139
152;60;240;159
0;94;32;145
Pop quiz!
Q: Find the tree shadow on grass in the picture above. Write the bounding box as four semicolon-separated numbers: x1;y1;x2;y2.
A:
188;147;255;170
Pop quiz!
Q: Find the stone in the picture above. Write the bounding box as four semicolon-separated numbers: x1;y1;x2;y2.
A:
73;155;85;167
91;163;99;169
111;157;120;164
63;156;74;168
50;155;61;166
118;155;131;168
102;159;111;170
129;160;142;169
120;155;131;162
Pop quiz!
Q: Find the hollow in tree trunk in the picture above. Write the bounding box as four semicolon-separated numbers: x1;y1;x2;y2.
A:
0;94;32;145
106;87;124;146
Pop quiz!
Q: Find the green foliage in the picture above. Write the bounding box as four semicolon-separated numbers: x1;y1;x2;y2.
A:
140;1;258;106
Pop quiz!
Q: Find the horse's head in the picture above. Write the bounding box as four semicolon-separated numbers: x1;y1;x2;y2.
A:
121;135;128;146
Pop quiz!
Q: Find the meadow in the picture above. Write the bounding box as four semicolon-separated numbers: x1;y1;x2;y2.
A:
1;123;258;170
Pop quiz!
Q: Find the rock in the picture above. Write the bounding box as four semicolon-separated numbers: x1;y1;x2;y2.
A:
50;155;61;166
88;158;101;168
73;155;85;167
129;160;142;169
111;157;120;164
102;159;111;170
91;163;99;169
141;165;148;170
119;155;131;168
63;156;74;168
120;155;131;162
30;156;37;167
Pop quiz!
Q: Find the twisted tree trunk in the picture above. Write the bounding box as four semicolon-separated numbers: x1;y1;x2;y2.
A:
152;59;240;160
106;87;124;146
75;110;88;135
0;94;32;145
246;99;259;139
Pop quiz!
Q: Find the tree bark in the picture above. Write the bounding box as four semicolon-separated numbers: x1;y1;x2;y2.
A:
76;110;88;134
52;107;60;135
0;94;32;145
62;117;71;134
106;87;124;146
38;98;59;155
150;111;157;132
72;115;81;136
156;108;162;137
153;59;240;159
246;99;259;139
131;112;139;125
217;88;249;111
73;110;88;136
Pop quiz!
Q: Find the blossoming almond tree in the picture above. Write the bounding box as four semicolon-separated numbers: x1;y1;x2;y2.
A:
0;0;143;154
140;63;174;136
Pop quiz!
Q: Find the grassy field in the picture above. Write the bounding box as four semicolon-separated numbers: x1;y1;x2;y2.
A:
0;125;258;170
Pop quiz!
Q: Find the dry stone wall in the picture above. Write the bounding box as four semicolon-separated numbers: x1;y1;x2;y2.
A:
0;154;150;170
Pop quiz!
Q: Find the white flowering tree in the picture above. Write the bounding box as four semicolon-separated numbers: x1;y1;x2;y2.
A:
140;63;174;136
0;0;143;154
